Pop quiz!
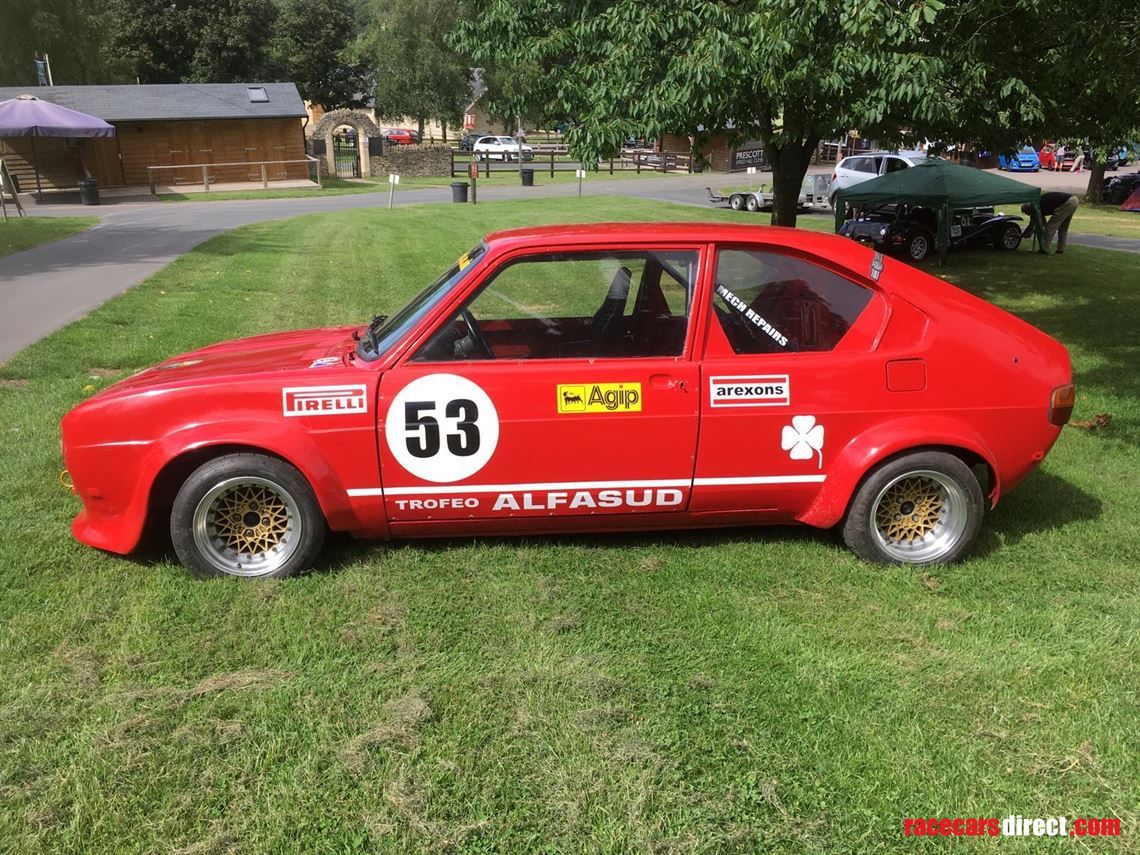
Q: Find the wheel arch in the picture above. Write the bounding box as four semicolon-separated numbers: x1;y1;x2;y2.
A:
134;422;360;551
798;419;1000;529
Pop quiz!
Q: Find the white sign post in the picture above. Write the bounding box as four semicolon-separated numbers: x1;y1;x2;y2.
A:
747;165;757;193
575;168;587;197
388;172;400;209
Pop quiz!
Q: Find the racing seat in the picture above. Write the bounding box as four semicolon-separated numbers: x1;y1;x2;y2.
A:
590;266;632;355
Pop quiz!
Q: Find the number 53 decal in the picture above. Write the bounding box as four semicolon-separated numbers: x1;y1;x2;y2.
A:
404;399;480;458
385;374;499;482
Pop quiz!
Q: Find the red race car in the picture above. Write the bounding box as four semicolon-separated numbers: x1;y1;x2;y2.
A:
61;224;1074;578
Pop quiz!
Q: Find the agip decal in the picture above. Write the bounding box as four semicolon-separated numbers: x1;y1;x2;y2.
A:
556;383;642;414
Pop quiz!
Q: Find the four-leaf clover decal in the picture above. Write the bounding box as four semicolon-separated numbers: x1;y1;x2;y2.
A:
782;415;825;468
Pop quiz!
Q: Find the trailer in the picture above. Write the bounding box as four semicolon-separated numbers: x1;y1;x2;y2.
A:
708;174;832;213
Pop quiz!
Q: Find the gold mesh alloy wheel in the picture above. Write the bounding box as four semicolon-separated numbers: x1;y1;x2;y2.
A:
191;476;302;577
869;469;968;563
875;476;944;543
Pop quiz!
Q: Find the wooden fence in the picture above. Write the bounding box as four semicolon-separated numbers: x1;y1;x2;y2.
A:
450;148;692;178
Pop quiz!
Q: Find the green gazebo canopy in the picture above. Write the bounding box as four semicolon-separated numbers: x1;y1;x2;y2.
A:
834;159;1046;261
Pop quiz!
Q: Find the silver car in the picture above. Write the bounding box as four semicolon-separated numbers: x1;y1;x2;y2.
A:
829;151;926;204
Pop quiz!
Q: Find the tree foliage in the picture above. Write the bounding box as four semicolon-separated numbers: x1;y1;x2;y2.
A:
0;0;127;85
272;0;370;108
452;0;1132;224
356;0;472;137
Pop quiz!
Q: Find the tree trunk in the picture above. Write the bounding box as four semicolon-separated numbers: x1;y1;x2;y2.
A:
441;118;448;142
417;115;425;142
766;138;819;227
1085;161;1106;203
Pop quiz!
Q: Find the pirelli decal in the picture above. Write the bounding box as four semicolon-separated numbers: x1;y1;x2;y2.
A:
709;375;790;408
557;382;642;413
282;384;368;416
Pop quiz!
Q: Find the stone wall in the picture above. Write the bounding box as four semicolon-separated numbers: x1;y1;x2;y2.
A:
370;144;452;178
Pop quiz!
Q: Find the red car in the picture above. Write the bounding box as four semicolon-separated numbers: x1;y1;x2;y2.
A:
61;224;1074;578
383;128;418;145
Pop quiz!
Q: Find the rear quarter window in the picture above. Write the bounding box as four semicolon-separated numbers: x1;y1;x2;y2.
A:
711;249;873;354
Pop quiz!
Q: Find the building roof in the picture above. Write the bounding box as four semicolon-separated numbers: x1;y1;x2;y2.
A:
0;83;307;122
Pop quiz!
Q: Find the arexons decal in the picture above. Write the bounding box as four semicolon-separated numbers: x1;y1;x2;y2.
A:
557;383;642;413
282;385;368;417
710;375;790;407
385;374;499;483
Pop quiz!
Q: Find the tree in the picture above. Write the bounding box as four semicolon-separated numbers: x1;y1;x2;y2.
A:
272;0;370;109
356;0;472;139
0;0;127;85
452;0;1081;226
107;0;279;84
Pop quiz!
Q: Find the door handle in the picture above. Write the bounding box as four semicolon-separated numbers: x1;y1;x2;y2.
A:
649;373;686;391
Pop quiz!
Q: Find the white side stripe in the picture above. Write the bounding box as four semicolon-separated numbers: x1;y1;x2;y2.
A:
346;475;825;499
694;475;826;486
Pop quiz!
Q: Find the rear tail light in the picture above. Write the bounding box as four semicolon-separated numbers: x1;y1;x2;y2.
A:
1049;383;1075;426
831;171;837;182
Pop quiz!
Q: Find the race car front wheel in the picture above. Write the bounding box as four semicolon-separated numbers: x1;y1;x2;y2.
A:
842;451;984;565
904;228;933;263
171;453;326;579
993;222;1022;251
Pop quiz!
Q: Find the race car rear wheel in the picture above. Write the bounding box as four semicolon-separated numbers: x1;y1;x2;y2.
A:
171;453;326;579
729;193;745;211
904;228;933;263
842;451;984;565
993;222;1022;251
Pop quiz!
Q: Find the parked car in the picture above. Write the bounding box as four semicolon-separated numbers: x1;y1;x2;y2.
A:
997;146;1041;172
61;223;1073;578
829;151;926;205
384;128;419;146
839;204;1024;263
472;135;534;161
1104;172;1140;205
458;132;486;151
1057;145;1119;172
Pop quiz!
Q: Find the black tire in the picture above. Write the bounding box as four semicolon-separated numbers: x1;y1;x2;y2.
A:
745;194;760;212
842;451;984;565
171;453;326;580
903;227;934;263
993;221;1022;251
729;193;745;211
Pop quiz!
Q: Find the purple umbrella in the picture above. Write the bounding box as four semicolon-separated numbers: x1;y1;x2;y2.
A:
0;94;115;198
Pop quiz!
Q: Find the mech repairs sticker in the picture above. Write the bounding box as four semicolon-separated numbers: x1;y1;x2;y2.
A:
709;375;790;408
282;384;368;417
557;383;642;414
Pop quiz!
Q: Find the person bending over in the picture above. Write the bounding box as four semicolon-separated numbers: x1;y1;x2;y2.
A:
1023;192;1079;254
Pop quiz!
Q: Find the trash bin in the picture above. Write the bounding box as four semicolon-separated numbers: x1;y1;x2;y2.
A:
450;181;469;203
79;178;100;206
521;168;534;187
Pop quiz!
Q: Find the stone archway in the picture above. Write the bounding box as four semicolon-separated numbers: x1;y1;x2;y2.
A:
308;109;385;179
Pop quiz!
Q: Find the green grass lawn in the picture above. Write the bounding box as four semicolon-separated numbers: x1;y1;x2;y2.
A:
0;216;97;258
1;198;1136;852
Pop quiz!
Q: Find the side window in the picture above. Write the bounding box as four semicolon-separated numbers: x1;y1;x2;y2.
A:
884;156;908;173
845;157;871;173
413;250;698;361
711;249;872;354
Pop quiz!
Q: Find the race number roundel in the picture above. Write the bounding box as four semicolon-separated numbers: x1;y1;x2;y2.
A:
385;374;499;483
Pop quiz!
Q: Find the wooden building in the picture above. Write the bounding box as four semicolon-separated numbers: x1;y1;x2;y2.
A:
0;83;308;190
